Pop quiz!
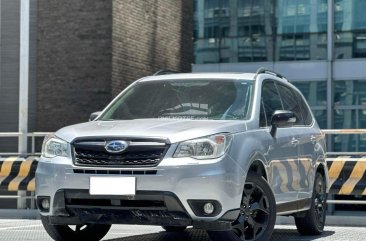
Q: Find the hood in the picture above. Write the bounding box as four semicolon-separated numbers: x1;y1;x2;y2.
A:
55;119;247;143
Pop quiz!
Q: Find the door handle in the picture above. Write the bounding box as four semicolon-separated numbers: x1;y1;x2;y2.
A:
291;138;299;146
310;135;317;144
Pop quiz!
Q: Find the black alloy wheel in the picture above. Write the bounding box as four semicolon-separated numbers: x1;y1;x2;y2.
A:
313;174;327;227
295;172;327;235
208;172;276;241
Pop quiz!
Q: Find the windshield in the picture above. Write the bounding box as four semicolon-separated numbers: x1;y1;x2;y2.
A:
100;79;253;121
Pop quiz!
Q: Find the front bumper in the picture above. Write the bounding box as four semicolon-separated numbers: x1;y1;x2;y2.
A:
40;189;238;230
36;155;245;229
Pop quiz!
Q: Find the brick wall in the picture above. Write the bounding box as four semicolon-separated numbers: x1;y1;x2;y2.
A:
111;0;194;96
36;0;193;131
36;0;113;131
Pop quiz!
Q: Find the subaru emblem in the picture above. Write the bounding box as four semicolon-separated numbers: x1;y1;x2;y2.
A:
105;140;128;153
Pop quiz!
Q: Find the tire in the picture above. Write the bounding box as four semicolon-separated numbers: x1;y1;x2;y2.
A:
295;172;327;235
208;172;276;241
40;216;111;241
162;226;187;232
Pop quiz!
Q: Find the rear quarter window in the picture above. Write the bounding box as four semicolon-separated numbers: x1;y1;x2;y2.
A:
276;83;305;126
294;90;313;126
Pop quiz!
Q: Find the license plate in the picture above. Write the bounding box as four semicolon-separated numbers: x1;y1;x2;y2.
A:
89;177;136;195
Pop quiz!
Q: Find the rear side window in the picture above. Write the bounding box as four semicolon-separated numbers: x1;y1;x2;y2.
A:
260;81;283;127
294;91;313;126
276;84;304;126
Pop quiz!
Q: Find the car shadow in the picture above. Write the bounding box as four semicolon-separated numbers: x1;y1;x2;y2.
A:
104;228;335;241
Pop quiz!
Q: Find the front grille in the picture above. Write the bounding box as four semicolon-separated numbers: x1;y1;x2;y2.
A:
72;138;169;167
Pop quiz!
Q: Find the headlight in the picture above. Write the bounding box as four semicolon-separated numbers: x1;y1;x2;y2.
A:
42;135;70;158
173;134;232;160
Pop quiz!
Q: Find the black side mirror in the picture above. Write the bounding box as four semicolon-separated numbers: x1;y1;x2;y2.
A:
89;111;102;121
270;110;296;137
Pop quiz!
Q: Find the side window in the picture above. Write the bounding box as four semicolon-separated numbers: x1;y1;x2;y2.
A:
260;99;267;127
260;81;283;127
277;84;304;126
295;91;313;125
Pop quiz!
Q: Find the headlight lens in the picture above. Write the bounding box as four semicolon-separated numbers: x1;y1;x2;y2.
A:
173;134;232;160
42;135;70;158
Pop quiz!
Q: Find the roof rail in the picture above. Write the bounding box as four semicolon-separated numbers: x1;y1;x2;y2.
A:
153;69;179;76
255;67;288;81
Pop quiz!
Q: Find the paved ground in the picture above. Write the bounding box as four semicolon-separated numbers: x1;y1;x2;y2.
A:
0;219;365;241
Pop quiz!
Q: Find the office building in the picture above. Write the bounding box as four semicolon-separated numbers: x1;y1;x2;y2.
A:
194;0;366;152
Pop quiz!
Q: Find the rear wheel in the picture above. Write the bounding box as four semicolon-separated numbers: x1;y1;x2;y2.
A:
161;226;187;232
208;172;276;241
295;172;327;235
41;216;111;241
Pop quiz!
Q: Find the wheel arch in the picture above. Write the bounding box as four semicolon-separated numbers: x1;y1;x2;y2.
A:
315;160;330;193
248;153;268;181
316;163;326;176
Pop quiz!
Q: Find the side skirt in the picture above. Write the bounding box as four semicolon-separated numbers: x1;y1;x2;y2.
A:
276;198;311;216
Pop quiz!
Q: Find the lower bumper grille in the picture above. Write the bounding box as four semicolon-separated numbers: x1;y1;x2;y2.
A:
66;198;166;210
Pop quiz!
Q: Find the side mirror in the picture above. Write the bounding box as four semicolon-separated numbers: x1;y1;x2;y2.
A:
89;111;102;121
270;110;296;137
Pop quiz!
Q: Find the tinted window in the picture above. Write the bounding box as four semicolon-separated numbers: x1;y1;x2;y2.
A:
100;79;253;121
295;91;313;125
260;99;268;127
260;81;283;127
277;84;304;125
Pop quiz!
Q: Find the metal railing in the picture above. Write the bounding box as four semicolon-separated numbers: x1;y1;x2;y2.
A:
322;129;366;205
0;132;51;155
323;129;366;156
0;132;50;208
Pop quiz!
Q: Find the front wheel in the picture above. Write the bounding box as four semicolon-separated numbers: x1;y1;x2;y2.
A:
295;172;327;235
41;216;111;241
208;172;276;241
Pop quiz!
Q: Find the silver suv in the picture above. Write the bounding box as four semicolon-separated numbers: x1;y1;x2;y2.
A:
36;68;329;241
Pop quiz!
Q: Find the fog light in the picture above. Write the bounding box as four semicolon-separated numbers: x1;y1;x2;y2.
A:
41;199;50;210
203;202;215;214
188;200;221;217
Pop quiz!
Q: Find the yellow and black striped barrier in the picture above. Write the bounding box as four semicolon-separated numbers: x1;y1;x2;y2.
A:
327;156;366;195
0;156;39;192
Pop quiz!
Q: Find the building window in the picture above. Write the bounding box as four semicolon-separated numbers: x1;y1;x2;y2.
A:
334;80;366;151
276;0;327;61
335;0;366;59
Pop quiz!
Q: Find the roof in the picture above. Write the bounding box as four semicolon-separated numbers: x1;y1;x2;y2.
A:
139;72;257;82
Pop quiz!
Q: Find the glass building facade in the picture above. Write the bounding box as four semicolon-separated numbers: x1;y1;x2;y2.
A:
193;0;366;153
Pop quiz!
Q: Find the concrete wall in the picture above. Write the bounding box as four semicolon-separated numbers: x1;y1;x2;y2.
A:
111;0;194;96
36;0;193;131
36;0;113;131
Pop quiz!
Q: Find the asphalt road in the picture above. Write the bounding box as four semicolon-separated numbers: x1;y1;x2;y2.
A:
0;219;365;241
